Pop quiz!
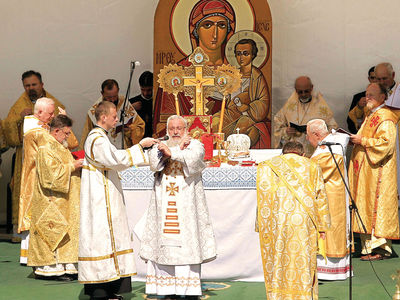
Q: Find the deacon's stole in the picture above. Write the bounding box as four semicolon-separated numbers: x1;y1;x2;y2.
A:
311;152;348;257
257;154;330;298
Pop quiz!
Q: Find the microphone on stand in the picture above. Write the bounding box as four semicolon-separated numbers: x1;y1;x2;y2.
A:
131;61;141;70
318;141;342;146
121;60;140;148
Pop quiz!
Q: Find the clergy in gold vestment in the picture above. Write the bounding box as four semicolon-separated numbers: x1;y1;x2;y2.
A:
257;141;330;300
18;98;56;265
307;119;351;280
273;76;338;157
1;70;78;232
79;79;145;150
28;115;82;279
349;83;400;260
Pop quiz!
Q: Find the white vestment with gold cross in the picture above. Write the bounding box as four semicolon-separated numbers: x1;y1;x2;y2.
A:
140;139;216;296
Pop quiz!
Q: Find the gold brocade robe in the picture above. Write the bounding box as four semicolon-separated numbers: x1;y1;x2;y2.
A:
311;152;347;257
79;95;145;150
1;91;78;225
18;128;49;233
257;154;330;300
349;106;400;239
273;92;338;157
28;133;80;267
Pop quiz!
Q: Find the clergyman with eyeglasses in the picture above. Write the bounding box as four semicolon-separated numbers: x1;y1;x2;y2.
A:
273;76;338;157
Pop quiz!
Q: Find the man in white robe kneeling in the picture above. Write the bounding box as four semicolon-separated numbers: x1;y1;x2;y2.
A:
78;101;158;300
140;115;217;300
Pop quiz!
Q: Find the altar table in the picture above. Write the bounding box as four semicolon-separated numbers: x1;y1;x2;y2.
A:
122;149;281;282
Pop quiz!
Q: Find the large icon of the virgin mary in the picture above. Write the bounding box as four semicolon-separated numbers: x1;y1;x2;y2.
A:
153;0;272;148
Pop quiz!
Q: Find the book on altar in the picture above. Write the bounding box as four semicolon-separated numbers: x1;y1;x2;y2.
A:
115;117;134;134
71;150;85;160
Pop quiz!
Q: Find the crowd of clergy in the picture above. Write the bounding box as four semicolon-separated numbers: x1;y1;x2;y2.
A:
0;61;398;300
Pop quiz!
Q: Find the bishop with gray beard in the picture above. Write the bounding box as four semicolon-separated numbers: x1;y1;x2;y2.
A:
139;115;216;300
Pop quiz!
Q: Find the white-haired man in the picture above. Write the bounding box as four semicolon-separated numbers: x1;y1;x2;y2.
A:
375;63;396;97
18;97;56;265
375;63;400;215
274;76;338;157
375;62;400;111
140;115;217;300
307;119;351;280
1;71;78;239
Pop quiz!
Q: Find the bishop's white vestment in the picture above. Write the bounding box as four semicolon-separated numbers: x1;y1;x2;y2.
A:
140;139;217;296
78;126;146;284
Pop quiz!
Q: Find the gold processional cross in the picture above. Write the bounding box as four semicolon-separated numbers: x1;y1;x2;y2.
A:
157;47;215;116
157;47;241;132
183;48;215;115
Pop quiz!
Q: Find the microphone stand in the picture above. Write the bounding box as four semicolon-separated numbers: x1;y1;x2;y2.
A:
120;61;137;149
325;144;367;300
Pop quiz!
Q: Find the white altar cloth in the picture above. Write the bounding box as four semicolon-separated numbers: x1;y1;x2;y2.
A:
122;150;281;282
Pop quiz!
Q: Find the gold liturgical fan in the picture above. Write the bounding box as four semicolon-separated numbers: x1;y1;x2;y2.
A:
157;64;185;116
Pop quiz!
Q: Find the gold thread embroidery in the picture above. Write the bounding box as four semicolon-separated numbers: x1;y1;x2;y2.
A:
166;182;179;196
78;249;133;261
163;229;180;234
90;136;103;159
82;165;97;172
138;144;147;164
102;170;120;274
145;274;201;287
23;127;45;137
126;148;135;168
164;222;179;227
